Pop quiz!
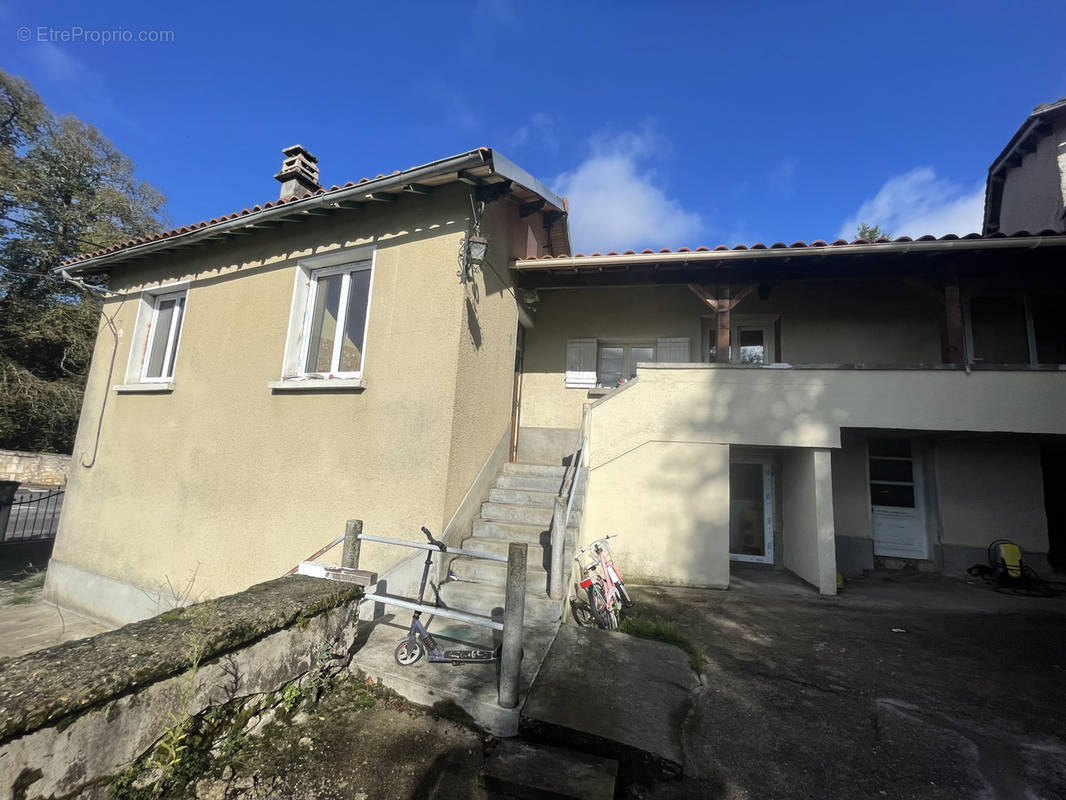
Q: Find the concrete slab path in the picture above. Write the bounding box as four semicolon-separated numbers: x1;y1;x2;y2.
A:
0;593;109;659
520;623;701;782
350;612;560;736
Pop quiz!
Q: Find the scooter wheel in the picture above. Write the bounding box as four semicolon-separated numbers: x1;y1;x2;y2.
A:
394;637;424;666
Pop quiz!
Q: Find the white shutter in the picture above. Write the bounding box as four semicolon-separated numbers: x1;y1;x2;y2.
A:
656;337;691;363
565;339;598;388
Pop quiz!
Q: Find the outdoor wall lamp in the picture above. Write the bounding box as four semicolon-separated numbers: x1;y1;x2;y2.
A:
467;234;488;267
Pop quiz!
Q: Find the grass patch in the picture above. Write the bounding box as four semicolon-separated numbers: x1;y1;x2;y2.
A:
619;612;707;676
5;594;34;605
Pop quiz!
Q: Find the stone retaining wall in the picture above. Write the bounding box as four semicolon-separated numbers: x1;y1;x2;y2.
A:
0;575;361;799
0;450;70;488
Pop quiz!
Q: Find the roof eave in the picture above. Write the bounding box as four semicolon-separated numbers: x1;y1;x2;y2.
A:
511;234;1066;272
58;147;568;274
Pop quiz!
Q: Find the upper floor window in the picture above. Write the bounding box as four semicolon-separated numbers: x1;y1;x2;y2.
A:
280;247;376;382
565;337;690;388
125;285;188;385
967;291;1066;365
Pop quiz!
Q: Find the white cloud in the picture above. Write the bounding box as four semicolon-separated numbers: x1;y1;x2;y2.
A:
508;112;557;152
553;130;703;253
838;167;984;240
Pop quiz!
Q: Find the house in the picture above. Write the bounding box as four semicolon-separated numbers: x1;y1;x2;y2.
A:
50;106;1066;625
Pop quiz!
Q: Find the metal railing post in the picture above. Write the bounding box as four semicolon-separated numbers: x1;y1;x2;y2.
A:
0;481;20;543
550;496;565;599
342;519;363;569
499;541;527;709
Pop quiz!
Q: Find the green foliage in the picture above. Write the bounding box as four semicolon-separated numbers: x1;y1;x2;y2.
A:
618;612;708;675
0;69;167;453
856;222;890;242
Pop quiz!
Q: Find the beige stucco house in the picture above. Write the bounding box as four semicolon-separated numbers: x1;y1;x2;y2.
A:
50;106;1066;625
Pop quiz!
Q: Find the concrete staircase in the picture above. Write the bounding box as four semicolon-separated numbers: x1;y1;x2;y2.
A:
438;462;584;625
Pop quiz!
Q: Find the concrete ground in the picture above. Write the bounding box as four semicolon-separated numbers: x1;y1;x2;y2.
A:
0;553;109;659
637;568;1066;800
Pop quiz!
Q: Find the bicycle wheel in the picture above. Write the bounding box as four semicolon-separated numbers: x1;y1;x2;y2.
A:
570;597;597;628
394;636;425;666
588;583;617;630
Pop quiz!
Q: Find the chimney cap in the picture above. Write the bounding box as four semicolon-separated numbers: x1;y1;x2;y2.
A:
281;144;319;164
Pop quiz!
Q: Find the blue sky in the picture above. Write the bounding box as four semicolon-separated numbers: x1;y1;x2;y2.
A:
3;0;1064;252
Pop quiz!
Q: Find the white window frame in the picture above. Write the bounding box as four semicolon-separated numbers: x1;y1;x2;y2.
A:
280;246;376;382
730;314;778;365
596;341;656;387
124;282;190;385
962;291;1037;365
729;455;775;565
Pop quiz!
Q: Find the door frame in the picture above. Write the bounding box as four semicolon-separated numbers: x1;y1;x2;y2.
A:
869;438;929;559
729;455;775;564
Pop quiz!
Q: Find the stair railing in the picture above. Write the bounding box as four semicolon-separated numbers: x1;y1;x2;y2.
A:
550;406;588;600
323;521;528;709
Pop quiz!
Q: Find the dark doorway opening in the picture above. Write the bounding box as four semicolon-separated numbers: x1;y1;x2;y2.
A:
1041;445;1066;573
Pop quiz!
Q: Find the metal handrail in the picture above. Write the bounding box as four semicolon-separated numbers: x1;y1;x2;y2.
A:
356;533;508;563
550;409;588;599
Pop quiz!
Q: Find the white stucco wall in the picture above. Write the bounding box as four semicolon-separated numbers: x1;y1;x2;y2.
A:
582;439;731;588
781;448;837;594
935;439;1048;553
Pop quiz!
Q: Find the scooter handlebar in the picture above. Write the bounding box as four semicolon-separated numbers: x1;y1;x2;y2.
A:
421;526;447;551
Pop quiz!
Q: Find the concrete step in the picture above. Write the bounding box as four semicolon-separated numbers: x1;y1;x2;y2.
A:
482;501;581;528
461;536;572;574
502;463;568;478
472;518;580;546
488;487;585;510
482;738;618;800
438;579;559;624
495;474;567;493
448;557;551;594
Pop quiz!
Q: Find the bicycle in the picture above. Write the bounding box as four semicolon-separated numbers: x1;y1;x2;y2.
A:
572;533;633;630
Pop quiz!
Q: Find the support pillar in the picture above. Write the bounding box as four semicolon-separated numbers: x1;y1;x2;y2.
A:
812;449;837;596
499;541;528;709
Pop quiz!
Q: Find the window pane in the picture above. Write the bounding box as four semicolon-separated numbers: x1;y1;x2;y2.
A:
737;328;765;364
163;297;185;379
145;299;176;378
869;458;913;483
868;438;911;458
870;482;915;508
970;295;1030;363
1031;293;1066;364
307;273;343;372
730;462;766;556
598;346;623;387
630;346;655;377
338;269;371;373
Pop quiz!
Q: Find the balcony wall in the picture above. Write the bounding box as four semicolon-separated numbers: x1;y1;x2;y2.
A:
580;363;1066;589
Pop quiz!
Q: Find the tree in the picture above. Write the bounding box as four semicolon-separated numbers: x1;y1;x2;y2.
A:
0;70;167;453
856;223;891;242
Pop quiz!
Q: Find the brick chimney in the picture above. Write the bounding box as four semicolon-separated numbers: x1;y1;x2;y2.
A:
274;145;320;199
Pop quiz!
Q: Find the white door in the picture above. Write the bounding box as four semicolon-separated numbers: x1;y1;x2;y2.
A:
729;457;774;564
869;438;928;559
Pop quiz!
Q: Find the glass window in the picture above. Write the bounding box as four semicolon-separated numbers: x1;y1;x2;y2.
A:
737;328;766;364
142;291;186;381
302;263;372;376
868;437;917;509
596;344;655;387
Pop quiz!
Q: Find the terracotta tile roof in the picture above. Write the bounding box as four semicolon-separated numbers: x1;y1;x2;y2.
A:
60;148;506;269
517;230;1066;260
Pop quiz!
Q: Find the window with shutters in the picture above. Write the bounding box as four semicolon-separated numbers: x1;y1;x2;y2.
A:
565;337;691;388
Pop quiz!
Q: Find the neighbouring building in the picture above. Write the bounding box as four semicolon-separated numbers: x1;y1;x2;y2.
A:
49;104;1066;625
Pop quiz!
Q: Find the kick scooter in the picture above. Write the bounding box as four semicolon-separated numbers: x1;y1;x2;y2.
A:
393;527;499;666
